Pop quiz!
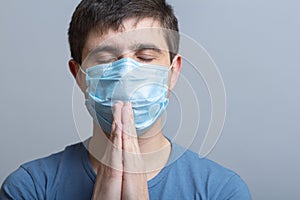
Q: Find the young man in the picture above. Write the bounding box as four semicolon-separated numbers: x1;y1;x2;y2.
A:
0;0;251;199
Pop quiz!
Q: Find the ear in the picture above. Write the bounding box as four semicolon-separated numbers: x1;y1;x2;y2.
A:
69;59;79;79
68;59;86;93
169;54;182;91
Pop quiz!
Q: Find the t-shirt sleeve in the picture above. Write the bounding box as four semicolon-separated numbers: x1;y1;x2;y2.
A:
0;167;38;200
217;174;252;200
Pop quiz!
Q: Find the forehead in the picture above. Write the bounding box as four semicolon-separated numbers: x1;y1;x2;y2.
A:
82;18;169;59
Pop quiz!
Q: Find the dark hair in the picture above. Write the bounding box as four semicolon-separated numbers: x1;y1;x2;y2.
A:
68;0;179;64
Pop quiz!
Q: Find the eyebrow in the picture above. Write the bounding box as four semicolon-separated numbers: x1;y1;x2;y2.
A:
89;45;121;57
131;43;162;53
88;43;163;58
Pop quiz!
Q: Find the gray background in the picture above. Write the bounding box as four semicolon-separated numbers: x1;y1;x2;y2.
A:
0;0;299;199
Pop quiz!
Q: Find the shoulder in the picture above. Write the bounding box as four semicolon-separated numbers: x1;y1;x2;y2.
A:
22;142;85;168
169;143;235;177
169;143;252;199
0;142;86;199
20;142;85;179
0;166;37;199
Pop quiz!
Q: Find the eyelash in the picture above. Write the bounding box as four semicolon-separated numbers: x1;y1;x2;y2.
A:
94;54;155;64
138;57;153;62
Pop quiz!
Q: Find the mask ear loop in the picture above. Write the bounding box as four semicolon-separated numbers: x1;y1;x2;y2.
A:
168;60;174;71
169;55;178;71
79;65;86;75
166;61;175;92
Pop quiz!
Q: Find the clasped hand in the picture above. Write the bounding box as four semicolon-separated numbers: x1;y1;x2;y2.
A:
92;101;149;200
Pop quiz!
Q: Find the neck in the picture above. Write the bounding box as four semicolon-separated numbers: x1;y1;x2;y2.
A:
88;119;171;180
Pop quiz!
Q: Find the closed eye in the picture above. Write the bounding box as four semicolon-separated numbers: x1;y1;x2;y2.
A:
137;56;154;62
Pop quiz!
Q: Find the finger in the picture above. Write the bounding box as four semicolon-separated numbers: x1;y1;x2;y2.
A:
122;102;139;153
100;101;123;171
112;101;123;137
121;102;135;136
121;102;145;174
110;101;123;148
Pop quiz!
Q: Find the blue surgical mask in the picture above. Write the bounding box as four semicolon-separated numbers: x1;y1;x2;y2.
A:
83;58;172;135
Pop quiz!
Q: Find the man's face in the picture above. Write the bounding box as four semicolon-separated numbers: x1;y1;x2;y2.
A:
69;17;182;137
70;17;181;100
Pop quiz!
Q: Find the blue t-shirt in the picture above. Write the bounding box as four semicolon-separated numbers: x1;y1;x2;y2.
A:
0;141;251;200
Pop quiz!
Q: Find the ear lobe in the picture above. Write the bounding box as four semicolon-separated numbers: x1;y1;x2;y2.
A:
169;54;182;90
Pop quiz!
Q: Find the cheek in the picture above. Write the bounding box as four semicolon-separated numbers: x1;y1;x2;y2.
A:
76;73;87;96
